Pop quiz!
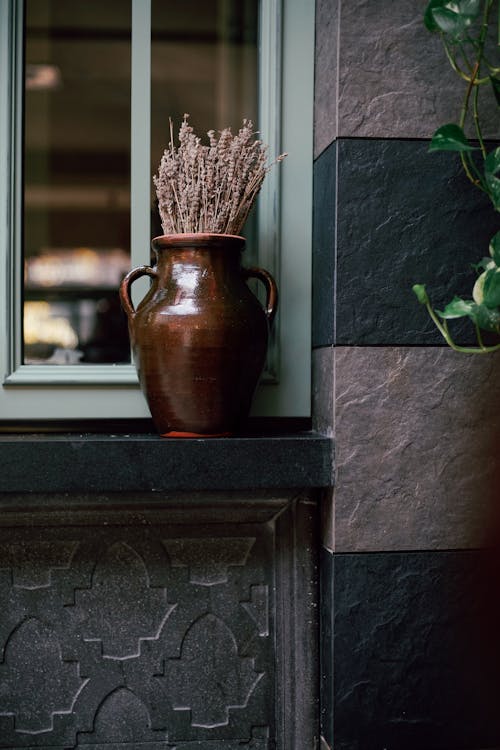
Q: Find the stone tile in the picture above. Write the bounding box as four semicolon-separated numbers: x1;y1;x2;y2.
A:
320;546;334;748
333;550;500;750
313;141;336;348
320;486;335;554
336;138;499;346
312;346;334;436
335;346;500;552
314;0;338;157
312;344;335;551
0;434;334;493
338;0;500;140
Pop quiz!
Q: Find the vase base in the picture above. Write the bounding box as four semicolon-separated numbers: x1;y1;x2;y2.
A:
161;430;233;439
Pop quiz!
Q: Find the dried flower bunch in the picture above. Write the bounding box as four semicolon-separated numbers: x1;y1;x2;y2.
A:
154;114;286;235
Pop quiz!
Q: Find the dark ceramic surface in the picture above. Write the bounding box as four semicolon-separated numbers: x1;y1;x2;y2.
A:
120;234;278;437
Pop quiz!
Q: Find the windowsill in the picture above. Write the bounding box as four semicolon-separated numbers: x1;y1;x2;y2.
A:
0;429;334;494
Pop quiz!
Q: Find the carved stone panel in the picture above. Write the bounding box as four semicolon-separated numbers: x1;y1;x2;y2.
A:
0;495;318;749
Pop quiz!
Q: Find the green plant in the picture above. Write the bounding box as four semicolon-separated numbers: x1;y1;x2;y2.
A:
413;0;500;353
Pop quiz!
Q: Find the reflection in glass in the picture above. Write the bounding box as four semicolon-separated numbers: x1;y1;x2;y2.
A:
23;0;132;364
150;0;258;238
22;0;259;366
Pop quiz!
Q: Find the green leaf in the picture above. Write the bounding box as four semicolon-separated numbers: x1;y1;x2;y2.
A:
424;0;446;31
424;0;482;37
456;0;482;14
437;296;476;319
473;270;487;303
471;303;500;333
489;230;500;265
484;147;500;210
490;76;500;108
471;256;496;272
428;124;477;153
483;267;500;307
412;284;430;305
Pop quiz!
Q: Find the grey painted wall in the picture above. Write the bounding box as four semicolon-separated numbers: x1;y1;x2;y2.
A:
313;1;500;748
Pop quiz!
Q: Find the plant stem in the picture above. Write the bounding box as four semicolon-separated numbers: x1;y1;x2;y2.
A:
472;82;487;158
457;58;489;189
455;1;495;186
474;318;486;348
423;299;500;354
459;61;479;129
443;38;473;81
458;40;476;75
461;150;488;192
471;0;494;157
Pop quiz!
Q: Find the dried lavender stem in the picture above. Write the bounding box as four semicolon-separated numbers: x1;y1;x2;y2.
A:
153;115;286;236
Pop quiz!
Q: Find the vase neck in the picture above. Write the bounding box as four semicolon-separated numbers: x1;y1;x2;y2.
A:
154;246;242;291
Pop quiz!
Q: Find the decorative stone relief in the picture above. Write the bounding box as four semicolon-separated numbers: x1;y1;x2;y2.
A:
0;541;78;589
167;613;263;728
164;538;256;586
0;618;87;734
241;585;269;637
172;725;270;748
72;542;174;659
0;496;318;749
0;525;274;748
76;687;168;748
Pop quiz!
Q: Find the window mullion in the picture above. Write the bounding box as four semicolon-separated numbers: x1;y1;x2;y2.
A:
257;0;282;382
1;0;23;380
5;0;151;387
130;0;152;306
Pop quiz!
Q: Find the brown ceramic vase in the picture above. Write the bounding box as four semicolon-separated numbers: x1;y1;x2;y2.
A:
119;233;278;437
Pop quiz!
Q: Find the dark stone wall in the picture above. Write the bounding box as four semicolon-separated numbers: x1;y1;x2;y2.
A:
313;1;500;748
333;550;500;750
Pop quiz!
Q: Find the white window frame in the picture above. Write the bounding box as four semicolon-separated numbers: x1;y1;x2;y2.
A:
0;0;313;421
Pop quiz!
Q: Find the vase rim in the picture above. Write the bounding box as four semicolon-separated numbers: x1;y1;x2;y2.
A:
151;232;245;250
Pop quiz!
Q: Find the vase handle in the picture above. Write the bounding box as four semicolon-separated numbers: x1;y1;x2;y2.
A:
244;267;279;327
119;265;158;318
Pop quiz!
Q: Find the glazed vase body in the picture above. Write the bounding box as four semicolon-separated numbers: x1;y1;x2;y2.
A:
120;233;278;437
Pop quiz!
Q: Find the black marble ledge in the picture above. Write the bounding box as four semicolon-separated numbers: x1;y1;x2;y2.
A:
0;431;334;494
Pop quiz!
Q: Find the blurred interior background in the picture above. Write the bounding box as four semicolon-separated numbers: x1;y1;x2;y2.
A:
23;0;258;365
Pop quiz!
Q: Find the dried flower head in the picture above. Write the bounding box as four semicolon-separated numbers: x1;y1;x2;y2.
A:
154;115;287;235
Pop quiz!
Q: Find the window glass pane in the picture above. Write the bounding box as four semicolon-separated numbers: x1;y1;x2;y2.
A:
23;0;132;365
150;0;259;240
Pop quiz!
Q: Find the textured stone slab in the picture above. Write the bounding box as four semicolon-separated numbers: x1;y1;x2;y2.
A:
333;550;500;749
334;346;500;552
319;546;333;748
314;0;338;157
0;497;319;749
313;141;336;348
336;138;500;346
312;347;334;438
337;0;500;139
0;432;334;493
